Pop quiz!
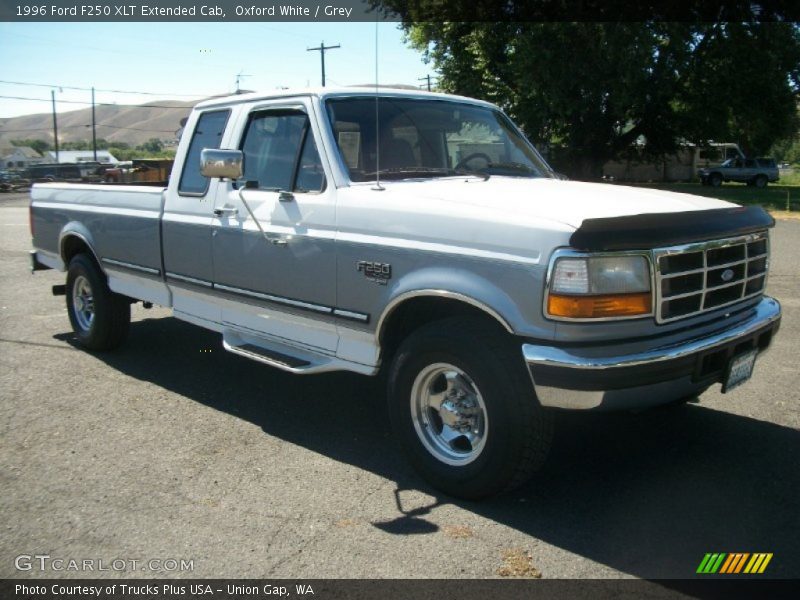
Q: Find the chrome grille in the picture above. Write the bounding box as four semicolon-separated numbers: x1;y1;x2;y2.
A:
654;232;769;323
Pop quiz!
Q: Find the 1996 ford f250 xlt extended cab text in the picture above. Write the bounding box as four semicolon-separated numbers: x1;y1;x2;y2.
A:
30;88;781;499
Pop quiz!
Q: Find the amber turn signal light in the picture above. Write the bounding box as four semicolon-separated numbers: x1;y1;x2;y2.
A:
547;292;652;319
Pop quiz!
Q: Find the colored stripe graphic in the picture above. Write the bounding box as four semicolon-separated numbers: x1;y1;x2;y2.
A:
698;552;773;574
697;553;727;574
720;553;749;574
744;553;773;574
719;554;736;573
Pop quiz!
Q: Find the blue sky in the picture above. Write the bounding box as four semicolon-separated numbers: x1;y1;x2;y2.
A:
0;22;435;118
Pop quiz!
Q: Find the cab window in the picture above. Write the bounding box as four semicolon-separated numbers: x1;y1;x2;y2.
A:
240;110;325;193
178;109;230;195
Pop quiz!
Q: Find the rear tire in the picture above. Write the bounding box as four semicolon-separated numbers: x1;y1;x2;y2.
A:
66;254;130;350
387;317;553;499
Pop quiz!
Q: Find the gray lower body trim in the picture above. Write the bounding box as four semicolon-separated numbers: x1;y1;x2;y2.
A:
166;272;213;288
214;283;333;314
333;308;370;323
166;274;369;322
103;257;161;276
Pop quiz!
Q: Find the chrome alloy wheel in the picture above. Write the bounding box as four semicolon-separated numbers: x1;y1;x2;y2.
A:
72;274;95;332
410;363;489;466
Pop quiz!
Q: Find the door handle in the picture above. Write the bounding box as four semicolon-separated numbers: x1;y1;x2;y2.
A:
213;205;238;217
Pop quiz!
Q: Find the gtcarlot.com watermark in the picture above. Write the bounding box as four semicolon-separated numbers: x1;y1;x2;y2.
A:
15;554;194;573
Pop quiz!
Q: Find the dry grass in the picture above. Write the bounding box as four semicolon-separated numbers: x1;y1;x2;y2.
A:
442;525;474;539
334;518;359;528
769;210;800;220
496;548;542;578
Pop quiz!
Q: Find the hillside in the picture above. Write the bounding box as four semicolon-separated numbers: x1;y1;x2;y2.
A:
0;100;196;151
0;85;427;154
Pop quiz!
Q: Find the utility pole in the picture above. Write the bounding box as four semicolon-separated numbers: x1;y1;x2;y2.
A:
235;70;251;94
418;74;433;92
307;41;340;87
91;87;97;162
51;89;59;164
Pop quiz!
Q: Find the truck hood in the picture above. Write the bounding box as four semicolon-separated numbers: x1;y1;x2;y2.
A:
369;176;734;230
336;176;737;265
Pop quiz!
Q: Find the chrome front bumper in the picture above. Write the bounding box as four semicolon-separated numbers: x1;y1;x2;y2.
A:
523;296;781;410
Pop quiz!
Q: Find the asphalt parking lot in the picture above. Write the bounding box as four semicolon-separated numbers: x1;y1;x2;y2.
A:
1;191;798;580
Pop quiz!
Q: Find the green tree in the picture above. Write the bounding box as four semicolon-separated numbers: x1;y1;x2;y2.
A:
378;8;800;178
138;138;164;153
772;135;800;164
61;140;91;151
108;146;146;161
10;138;51;155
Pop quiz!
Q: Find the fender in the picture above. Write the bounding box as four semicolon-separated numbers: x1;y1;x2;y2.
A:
59;222;104;274
375;266;535;342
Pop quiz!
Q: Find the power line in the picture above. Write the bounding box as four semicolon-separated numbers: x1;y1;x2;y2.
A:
0;124;92;133
0;78;205;98
1;124;176;134
0;94;192;109
97;124;177;133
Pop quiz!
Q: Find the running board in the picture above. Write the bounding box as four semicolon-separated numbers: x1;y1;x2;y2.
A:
222;329;352;375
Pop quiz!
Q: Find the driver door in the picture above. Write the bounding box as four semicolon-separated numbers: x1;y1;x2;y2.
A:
211;103;338;352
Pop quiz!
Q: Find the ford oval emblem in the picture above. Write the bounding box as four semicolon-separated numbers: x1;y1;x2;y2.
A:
721;268;735;282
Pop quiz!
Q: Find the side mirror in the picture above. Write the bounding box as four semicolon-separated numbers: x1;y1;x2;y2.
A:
200;149;243;180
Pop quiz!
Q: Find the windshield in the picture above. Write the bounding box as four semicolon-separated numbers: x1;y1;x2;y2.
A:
325;96;553;182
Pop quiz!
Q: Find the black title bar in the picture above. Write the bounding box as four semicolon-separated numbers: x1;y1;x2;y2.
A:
2;0;799;22
3;579;800;600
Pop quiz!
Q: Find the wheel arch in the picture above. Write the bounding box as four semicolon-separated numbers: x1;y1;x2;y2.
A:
377;290;515;367
59;223;104;275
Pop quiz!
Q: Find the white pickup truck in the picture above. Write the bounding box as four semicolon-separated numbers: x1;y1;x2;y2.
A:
30;88;781;499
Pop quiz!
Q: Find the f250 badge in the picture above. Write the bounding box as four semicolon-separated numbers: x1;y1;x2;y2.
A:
357;260;392;285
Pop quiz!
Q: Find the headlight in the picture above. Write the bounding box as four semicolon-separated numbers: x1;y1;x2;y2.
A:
546;254;652;319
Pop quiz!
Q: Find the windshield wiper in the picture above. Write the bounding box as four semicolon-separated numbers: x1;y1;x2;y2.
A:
450;167;490;181
362;166;489;181
486;162;538;176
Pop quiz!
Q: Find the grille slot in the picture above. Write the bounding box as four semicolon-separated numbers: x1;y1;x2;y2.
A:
655;232;769;323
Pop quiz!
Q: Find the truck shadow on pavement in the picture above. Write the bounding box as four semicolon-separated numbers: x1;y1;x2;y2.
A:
56;315;800;579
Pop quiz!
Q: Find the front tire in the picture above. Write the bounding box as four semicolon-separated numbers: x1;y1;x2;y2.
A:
66;254;130;350
753;174;768;188
387;317;553;499
708;172;723;187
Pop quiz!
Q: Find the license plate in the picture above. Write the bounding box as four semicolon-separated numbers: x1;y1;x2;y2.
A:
722;349;758;393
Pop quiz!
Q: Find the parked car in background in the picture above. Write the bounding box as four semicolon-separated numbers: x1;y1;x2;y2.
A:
699;157;780;188
0;170;30;192
25;163;84;183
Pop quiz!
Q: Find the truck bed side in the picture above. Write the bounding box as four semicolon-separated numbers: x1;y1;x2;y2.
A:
31;182;170;306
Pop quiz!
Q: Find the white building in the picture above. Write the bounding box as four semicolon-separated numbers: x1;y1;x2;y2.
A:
45;150;119;164
2;146;45;169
